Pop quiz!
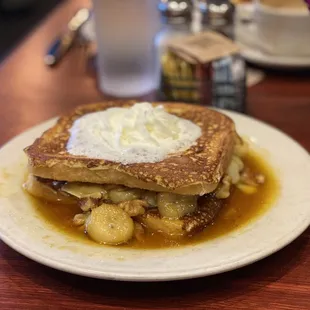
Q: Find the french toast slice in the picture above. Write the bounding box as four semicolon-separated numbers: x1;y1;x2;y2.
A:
24;101;236;195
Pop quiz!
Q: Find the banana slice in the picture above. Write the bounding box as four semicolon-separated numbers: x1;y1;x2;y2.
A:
85;204;134;245
215;175;232;199
142;191;158;207
61;182;107;199
226;155;244;184
109;187;141;203
140;214;185;237
157;193;197;219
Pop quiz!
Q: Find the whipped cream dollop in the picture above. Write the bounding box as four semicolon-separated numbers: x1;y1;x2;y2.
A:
67;102;202;164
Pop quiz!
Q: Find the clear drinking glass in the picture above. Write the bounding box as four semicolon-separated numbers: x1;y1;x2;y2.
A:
92;0;161;97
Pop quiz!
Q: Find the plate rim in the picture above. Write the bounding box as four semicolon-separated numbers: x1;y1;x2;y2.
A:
0;218;309;282
0;110;309;281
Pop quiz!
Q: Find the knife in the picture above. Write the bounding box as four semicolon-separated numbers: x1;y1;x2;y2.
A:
44;8;91;66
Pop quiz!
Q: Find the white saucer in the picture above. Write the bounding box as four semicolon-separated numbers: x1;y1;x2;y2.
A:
235;4;310;68
0;110;310;281
238;42;310;68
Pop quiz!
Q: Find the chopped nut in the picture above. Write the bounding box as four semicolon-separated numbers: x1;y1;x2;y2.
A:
78;196;102;212
118;200;147;216
133;222;145;242
73;213;89;226
240;168;258;187
255;174;265;184
236;183;258;195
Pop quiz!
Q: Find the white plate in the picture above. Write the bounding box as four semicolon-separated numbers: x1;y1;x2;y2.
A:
0;111;309;281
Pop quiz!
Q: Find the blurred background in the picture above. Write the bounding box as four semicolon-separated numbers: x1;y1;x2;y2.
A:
0;0;309;112
0;0;63;60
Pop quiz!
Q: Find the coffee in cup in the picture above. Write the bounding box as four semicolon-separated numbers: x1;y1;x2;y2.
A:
260;0;306;10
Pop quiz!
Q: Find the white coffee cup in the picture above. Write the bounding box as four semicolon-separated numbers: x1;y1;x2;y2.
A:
254;0;310;56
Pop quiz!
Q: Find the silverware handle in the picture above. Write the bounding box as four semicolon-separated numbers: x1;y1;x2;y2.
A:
44;31;77;66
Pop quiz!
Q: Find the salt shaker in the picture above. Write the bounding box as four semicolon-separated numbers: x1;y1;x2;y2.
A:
157;0;193;56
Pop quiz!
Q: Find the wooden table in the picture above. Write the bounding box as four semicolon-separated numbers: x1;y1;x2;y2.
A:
0;1;309;309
